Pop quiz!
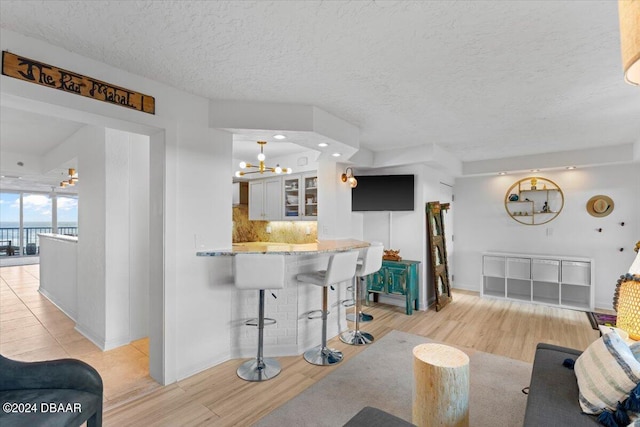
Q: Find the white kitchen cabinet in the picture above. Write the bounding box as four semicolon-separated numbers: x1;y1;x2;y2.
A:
482;252;593;310
248;177;282;220
283;173;318;220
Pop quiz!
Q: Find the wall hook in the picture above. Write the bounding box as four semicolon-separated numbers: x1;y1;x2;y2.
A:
620;248;624;252
620;222;625;226
597;228;603;233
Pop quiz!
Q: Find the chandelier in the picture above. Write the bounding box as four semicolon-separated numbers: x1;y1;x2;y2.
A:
235;141;292;177
59;168;78;188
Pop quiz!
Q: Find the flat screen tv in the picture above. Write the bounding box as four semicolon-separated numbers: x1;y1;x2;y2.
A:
351;174;415;211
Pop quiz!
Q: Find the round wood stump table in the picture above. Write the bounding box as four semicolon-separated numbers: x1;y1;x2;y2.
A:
412;343;470;427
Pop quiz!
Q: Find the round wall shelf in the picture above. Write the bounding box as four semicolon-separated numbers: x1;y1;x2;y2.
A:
504;177;564;225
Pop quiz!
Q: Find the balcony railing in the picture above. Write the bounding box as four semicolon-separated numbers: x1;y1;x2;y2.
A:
0;227;78;256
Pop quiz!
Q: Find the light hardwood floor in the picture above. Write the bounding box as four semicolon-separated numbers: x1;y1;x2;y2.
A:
1;264;599;426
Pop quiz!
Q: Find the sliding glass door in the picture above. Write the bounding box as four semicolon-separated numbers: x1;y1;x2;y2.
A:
0;191;77;257
0;192;20;256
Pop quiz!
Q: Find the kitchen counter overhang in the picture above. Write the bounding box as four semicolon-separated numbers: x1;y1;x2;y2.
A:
196;239;369;256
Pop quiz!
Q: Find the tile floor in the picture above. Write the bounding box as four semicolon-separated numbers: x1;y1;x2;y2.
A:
0;264;160;410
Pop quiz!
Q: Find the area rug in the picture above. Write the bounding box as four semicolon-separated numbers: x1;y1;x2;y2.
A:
586;311;617;330
253;330;532;427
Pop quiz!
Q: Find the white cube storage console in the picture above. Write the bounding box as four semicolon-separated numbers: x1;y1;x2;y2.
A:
482;252;593;310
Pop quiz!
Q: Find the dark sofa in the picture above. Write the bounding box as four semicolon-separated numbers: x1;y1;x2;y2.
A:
0;354;103;427
523;343;598;426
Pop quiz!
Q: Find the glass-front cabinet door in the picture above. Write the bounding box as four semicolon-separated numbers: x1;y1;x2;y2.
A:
283;177;300;219
302;174;318;219
282;173;318;220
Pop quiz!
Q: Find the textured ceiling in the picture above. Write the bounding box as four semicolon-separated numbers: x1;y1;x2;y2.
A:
1;0;639;163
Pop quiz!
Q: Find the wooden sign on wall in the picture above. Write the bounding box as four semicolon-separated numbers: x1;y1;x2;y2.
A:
2;51;155;115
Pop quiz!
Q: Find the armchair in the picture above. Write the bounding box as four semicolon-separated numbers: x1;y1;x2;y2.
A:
0;354;103;427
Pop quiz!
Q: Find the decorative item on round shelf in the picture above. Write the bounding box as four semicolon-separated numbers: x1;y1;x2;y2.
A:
508;193;519;202
383;249;401;261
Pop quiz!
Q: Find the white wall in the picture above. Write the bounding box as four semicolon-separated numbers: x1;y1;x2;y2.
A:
77;127;146;350
318;159;353;239
453;164;640;310
104;128;132;349
129;134;150;341
174;124;234;379
76;126;108;346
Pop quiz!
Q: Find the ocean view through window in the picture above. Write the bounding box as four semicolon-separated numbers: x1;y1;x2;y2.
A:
0;192;78;257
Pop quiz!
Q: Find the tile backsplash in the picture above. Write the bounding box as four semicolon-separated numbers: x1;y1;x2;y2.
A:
232;205;317;243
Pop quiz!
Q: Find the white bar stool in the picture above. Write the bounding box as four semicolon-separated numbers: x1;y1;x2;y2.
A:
341;242;384;345
233;254;285;381
297;250;359;366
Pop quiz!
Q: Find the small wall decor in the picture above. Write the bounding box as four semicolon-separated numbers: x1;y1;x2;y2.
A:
504;177;564;225
586;195;614;218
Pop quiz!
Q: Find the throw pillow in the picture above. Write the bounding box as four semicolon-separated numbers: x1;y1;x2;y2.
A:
631;342;640;362
574;331;640;414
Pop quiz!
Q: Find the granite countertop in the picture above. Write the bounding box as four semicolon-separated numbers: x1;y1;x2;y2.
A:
196;239;369;256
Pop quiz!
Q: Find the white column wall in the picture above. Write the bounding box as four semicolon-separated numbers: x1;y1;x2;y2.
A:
317;159;353;239
129;134;150;341
174;125;234;379
453;164;640;310
104;128;132;349
76;126;108;345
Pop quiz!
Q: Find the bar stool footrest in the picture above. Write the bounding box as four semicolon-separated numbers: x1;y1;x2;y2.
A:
245;317;277;327
306;310;326;320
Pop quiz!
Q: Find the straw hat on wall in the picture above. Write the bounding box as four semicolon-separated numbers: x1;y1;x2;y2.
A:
586;195;614;217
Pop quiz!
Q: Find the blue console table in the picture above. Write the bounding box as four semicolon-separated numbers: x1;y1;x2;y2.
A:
366;259;420;315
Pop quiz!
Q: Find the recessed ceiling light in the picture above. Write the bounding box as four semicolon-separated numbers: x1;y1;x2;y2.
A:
566;166;576;170
332;153;341;157
273;134;286;140
498;172;507;175
531;169;540;172
318;142;329;148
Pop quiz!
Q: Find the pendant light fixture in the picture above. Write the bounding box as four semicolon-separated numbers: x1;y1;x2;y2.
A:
59;168;78;188
619;0;640;85
235;141;292;177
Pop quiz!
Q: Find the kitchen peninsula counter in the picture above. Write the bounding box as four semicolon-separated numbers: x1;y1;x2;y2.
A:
196;238;369;256
197;238;370;360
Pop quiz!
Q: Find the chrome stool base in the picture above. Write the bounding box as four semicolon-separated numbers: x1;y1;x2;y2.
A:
346;312;373;323
340;330;374;346
237;358;281;382
303;345;343;366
